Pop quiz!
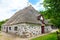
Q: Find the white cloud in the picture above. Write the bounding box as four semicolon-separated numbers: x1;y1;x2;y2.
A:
31;0;45;11
0;0;28;21
0;0;44;21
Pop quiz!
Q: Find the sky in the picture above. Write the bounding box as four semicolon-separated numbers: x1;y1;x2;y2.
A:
0;0;44;21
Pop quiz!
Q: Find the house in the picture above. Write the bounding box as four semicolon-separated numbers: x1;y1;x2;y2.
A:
1;5;52;38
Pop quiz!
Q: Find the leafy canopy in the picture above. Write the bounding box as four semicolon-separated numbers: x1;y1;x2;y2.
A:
43;0;60;28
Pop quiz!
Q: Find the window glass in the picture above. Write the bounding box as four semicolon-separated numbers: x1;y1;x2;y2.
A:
9;27;11;30
14;27;18;31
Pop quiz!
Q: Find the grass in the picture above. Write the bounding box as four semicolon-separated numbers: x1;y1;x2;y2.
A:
31;32;57;40
0;35;2;38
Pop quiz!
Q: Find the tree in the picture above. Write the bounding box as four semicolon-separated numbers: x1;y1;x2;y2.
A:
0;19;8;30
43;0;60;29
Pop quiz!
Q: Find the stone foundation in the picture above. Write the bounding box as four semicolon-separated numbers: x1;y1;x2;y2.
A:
2;23;41;37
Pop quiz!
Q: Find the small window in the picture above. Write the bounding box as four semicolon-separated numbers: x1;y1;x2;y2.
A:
9;27;11;30
14;27;18;31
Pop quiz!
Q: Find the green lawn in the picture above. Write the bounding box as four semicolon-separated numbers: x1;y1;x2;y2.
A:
31;32;57;40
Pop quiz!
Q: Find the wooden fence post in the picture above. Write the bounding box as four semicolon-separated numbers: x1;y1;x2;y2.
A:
56;31;60;40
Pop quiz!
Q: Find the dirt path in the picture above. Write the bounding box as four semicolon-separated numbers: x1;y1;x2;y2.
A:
0;32;29;40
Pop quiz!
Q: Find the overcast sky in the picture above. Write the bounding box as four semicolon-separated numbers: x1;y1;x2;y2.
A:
0;0;44;21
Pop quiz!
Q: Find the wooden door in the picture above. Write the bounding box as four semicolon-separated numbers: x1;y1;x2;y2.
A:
41;26;44;33
6;27;8;33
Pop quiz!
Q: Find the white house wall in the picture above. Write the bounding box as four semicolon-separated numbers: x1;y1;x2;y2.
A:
2;23;52;37
2;23;41;37
44;26;52;33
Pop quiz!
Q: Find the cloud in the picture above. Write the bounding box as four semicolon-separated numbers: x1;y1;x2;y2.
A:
0;0;28;21
30;0;45;11
0;0;44;21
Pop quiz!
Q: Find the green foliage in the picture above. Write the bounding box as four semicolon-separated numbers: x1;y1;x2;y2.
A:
43;0;60;28
31;32;57;40
44;0;60;13
0;19;8;30
39;11;49;19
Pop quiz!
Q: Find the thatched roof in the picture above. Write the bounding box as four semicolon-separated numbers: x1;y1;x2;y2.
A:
3;5;42;26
